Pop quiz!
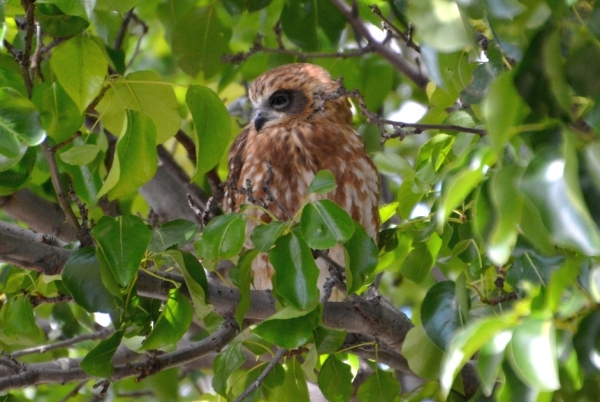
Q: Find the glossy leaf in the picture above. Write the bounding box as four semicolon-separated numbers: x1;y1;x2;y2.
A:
31;82;83;142
167;250;211;320
200;213;246;261
519;146;600;256
269;230;319;309
270;358;310;402
478;330;512;396
254;306;320;348
0;297;45;346
507;317;559;391
250;221;287;252
141;288;194;350
186;85;232;180
301;200;355;250
148;219;200;253
231;249;258;326
306;169;336;195
0;88;44;146
59;144;101;166
440;316;516;399
62;247;119;314
344;222;378;294
97;110;158;199
573;310;600;374
80;330;124;378
96;71;180;144
318;355;353;402
421;281;464;351
356;369;400;402
92;215;152;287
213;342;245;397
402;325;444;381
50;36;107;113
314;325;346;355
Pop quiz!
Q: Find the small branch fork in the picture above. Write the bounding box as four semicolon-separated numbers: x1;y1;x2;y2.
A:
327;79;487;140
369;5;421;53
233;347;287;402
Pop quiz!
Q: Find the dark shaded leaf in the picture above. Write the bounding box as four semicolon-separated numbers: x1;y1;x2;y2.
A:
318;355;353;402
421;281;463;351
356;369;400;402
254;306;320;348
80;330;123;378
344;222;378;294
149;219;200;252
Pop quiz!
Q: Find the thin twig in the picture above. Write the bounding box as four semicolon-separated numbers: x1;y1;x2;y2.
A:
51;131;83;152
369;5;420;52
114;9;134;51
327;0;428;89
234;348;286;402
222;34;374;64
41;141;83;238
19;0;36;96
11;328;114;358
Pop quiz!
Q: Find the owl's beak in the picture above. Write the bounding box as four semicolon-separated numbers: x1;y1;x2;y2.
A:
254;112;268;132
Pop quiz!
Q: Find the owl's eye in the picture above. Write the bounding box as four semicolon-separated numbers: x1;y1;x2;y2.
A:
270;91;291;110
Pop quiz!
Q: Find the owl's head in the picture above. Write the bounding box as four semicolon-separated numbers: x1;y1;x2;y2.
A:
248;63;350;132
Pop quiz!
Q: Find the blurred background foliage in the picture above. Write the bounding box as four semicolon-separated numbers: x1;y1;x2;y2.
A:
2;0;600;400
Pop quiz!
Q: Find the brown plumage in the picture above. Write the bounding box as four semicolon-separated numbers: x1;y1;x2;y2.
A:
224;63;380;300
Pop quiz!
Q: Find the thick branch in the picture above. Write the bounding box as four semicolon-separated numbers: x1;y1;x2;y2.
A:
327;0;427;89
0;319;238;392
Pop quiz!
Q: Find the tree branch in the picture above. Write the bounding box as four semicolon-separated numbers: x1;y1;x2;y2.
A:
0;319;238;392
234;348;286;402
327;0;428;89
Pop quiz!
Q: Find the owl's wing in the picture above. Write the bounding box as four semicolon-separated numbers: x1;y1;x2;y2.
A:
224;127;250;213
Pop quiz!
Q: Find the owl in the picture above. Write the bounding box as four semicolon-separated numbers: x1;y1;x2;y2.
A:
223;63;380;301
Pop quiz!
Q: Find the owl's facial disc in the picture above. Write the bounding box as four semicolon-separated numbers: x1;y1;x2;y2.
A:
252;89;308;131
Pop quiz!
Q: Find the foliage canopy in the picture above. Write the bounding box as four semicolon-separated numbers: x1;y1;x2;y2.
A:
1;0;600;401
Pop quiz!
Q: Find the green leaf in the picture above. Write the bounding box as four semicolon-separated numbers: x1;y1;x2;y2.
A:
0;146;36;195
62;247;119;314
212;342;246;397
421;281;464;351
270;358;310;402
167;250;211;320
162;5;232;78
318;355;353;402
514;25;571;120
573;310;600;374
92;215;152;287
0;297;45;346
280;0;319;51
250;221;287;253
80;330;124;378
186;85;232;180
440;316;516;399
436;147;496;229
408;0;472;52
379;202;399;225
269;230;319;309
59;144;101;165
31;82;84;143
95;0;143;14
306;169;336;195
141;288;194;350
97;110;158;200
314;325;346;354
301;200;355;250
402;325;444;380
486;164;524;265
356;369;400;402
50;36;107;113
233;250;258;327
519;146;600;256
200;213;246;261
96;70;180;144
0;87;44;146
35;3;89;37
483;71;530;158
344;222;378;294
400;233;442;284
254;305;320;348
148;219;200;253
478;330;512;396
507;317;559;391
